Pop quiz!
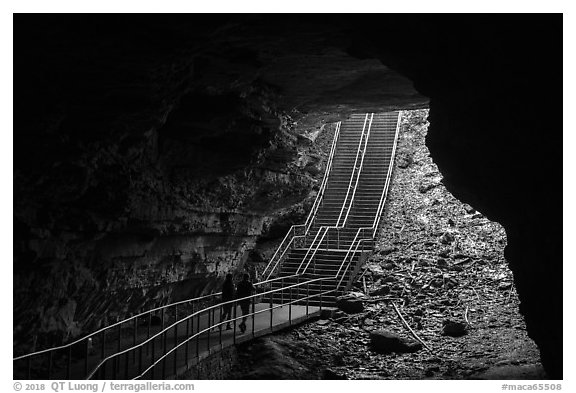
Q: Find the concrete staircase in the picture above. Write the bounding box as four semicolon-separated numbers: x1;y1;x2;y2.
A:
266;112;400;307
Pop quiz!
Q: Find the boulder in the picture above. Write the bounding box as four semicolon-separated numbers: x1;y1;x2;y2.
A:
369;285;390;296
441;320;468;337
336;293;365;314
369;330;422;354
439;232;455;244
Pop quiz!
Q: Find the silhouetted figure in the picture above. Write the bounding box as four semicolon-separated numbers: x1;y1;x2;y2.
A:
221;273;235;330
236;274;255;333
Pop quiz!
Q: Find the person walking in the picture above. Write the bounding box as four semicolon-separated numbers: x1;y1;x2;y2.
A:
236;274;255;333
220;273;235;330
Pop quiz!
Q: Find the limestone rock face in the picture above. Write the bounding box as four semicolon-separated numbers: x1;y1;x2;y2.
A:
14;15;561;378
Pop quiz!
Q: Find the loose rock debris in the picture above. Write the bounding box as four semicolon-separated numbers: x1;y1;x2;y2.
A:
227;110;543;380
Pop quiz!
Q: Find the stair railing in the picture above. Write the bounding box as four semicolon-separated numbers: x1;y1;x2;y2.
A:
295;113;374;275
261;121;341;280
334;113;372;227
334;111;401;290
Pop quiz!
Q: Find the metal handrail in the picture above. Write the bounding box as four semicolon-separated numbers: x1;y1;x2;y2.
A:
267;114;370;280
12;291;220;362
86;273;337;380
261;121;341;280
303;121;341;231
133;279;338;380
335;111;401;289
12;270;298;363
295;113;374;275
335;114;372;226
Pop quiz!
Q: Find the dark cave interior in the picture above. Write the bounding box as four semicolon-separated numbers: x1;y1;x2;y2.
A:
13;14;562;378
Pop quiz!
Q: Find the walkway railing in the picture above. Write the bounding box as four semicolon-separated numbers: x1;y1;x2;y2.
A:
12;276;293;380
85;274;338;380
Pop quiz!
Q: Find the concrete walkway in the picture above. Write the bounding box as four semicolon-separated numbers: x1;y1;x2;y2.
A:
36;303;324;380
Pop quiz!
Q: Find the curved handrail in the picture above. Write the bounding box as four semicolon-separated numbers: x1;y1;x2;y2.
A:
261;121;341;280
12;291;220;362
86;273;336;380
133;279;338;380
13;269;299;362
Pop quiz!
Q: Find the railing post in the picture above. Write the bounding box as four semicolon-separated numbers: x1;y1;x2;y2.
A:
297;275;301;299
100;356;105;380
138;345;143;377
174;321;179;376
116;323;121;375
195;314;200;359
289;286;292;325
219;303;223;347
162;329;167;379
147;313;151;356
233;301;237;345
85;338;89;378
185;318;190;368
150;331;156;379
306;281;309;316
320;280;323;310
206;309;211;353
124;351;129;379
269;289;273;331
252;295;256;337
161;309;165;351
133;317;138;364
